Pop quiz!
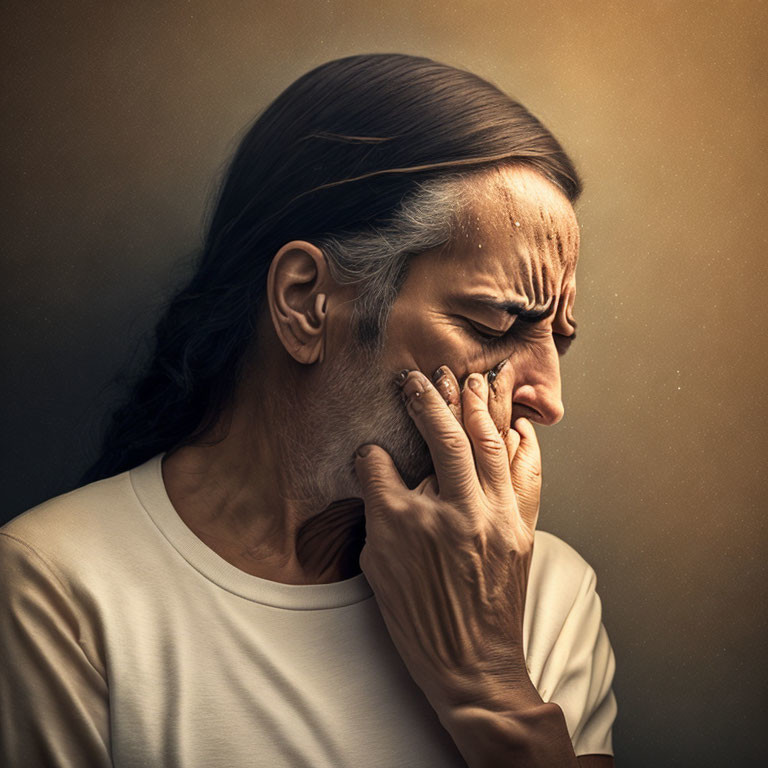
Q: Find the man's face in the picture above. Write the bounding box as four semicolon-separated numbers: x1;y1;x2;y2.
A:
331;165;580;491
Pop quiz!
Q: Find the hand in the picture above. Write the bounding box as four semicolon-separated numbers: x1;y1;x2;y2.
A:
353;360;544;721
429;359;514;442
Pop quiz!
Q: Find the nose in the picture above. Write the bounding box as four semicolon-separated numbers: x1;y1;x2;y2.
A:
511;340;565;427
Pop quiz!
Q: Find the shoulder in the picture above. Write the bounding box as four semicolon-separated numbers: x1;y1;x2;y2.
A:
0;491;114;758
1;468;146;587
3;470;135;542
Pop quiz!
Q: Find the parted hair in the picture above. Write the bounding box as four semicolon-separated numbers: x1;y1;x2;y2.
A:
79;52;582;484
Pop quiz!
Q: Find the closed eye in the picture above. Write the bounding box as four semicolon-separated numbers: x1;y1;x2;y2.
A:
464;320;518;348
466;318;575;357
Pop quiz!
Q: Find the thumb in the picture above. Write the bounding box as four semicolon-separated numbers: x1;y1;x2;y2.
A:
509;418;543;528
354;444;409;515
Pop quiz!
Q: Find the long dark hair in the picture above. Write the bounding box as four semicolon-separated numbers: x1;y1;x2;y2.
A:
79;52;582;484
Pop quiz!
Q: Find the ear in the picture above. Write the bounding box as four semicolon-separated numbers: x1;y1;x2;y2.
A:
266;240;331;365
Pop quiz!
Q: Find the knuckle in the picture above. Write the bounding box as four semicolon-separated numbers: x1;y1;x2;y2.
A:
385;495;412;517
525;460;543;480
506;431;521;453
367;484;400;507
443;472;478;501
463;400;485;423
392;501;438;536
477;433;506;456
439;431;470;455
415;509;442;536
458;508;485;533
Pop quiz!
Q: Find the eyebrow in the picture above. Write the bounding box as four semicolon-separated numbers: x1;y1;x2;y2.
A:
458;294;558;321
456;293;578;343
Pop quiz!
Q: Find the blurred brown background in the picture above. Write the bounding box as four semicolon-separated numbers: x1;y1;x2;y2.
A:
2;1;766;765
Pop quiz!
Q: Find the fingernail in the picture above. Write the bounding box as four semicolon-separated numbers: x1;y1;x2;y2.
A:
394;369;410;387
487;358;508;386
356;445;372;458
467;373;483;393
403;372;427;399
431;365;446;384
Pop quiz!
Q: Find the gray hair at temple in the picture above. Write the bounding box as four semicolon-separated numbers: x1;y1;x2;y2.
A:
317;172;475;350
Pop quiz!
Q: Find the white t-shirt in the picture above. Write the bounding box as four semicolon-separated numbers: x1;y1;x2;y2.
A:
0;453;617;767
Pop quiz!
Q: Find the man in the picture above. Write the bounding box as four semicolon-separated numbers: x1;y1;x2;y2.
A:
0;54;616;766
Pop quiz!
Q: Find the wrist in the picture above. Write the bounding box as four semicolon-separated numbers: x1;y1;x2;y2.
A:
439;698;579;768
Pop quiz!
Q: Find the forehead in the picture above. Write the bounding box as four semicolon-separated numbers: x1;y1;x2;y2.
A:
445;164;580;294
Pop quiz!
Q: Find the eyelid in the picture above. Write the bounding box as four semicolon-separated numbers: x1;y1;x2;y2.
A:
463;320;517;349
466;319;512;337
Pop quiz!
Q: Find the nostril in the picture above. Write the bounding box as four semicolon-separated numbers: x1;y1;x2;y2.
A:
512;383;564;426
512;403;544;424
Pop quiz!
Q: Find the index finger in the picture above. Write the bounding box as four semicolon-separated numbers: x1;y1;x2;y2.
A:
400;370;480;502
431;365;462;424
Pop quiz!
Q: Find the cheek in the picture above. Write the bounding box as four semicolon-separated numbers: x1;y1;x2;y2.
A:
381;312;493;380
431;335;520;383
456;332;555;383
382;306;558;383
416;324;482;379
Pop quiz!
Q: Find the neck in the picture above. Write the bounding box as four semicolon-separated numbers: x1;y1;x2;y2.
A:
161;364;367;585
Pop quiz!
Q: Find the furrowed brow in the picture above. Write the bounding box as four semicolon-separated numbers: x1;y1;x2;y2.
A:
462;294;557;321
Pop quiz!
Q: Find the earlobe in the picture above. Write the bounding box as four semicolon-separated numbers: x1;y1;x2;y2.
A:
266;241;330;365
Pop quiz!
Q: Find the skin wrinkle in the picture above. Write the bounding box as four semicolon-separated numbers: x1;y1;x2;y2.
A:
533;210;546;305
449;168;579;344
498;184;535;305
507;173;574;303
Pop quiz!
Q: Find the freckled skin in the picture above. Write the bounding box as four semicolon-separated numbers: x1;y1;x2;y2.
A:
381;164;579;426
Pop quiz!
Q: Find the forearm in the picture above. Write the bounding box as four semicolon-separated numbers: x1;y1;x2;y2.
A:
436;679;579;768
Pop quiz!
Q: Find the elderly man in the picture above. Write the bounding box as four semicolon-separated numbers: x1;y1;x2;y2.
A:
0;54;617;767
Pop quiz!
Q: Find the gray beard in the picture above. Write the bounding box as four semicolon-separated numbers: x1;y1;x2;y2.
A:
277;341;435;510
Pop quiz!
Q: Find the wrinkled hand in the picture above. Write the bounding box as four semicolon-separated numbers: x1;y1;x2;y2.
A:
353;360;544;722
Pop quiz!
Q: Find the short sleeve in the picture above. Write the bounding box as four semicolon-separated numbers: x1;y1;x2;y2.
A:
0;532;112;768
545;563;618;756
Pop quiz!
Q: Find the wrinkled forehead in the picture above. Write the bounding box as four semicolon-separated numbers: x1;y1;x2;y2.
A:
453;164;581;277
